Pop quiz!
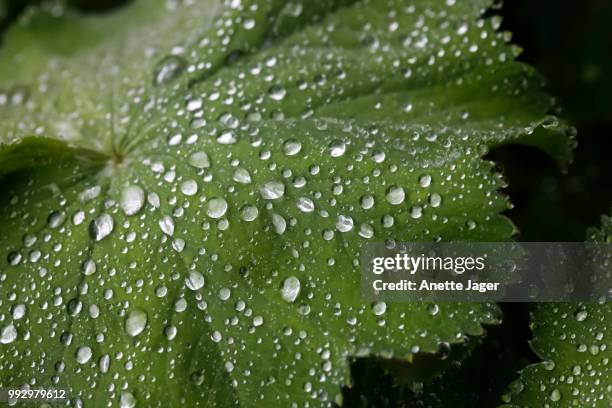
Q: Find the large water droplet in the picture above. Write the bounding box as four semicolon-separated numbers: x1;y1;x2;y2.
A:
281;276;301;303
181;180;199;196
260;181;285;200
120;391;137;408
419;174;432;188
240;205;259;222
81;259;96;276
336;215;354;232
272;213;287;234
386;186;405;205
329;140;346;157
189;151;210;168
0;324;17;344
283;139;302;156
159;216;175;236
217;130;237;144
154;55;186;85
125;310;148;337
185;271;205;291
207;198;228;219
575;309;588;322
233;168;252;184
269;85;287;101
296;197;315;213
76;346;92;364
121;186;145;216
90;213;114;241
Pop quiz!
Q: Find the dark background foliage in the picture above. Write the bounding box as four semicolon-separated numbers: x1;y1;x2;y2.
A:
1;0;610;406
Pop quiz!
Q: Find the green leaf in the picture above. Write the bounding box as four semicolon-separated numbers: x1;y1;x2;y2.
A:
502;212;611;407
0;0;572;406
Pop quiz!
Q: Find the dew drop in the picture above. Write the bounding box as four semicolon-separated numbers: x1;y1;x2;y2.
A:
11;304;26;320
296;197;315;213
207;198;228;219
125;310;148;337
329;140;346;157
218;288;231;301
189;151;210;168
48;211;66;228
159;215;175;236
185;271;205;291
120;391;136;408
268;85;287;101
233;168;252;184
217;130;237;144
575;309;588;322
90;213;114;241
360;195;375;210
281;276;301;303
372;301;387;316
99;354;110;374
186;98;203;112
429;193;442;207
76;346;92;364
181;179;199;196
419;174;432;188
154;55;186;85
336;215;354;232
0;324;17;344
283;139;302;156
240;205;259;222
386;186;405;205
260;181;285;200
121;186;145;216
271;213;287;234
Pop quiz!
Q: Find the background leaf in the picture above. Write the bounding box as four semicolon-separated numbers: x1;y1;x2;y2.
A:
501;212;612;407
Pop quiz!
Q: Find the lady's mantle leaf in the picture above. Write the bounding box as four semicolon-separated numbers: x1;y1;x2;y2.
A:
0;0;573;406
